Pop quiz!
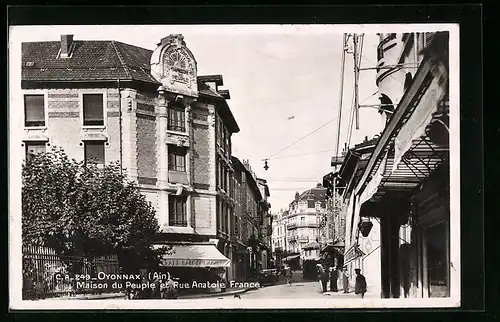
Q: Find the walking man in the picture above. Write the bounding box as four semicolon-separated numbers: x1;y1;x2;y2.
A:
318;264;329;293
342;267;350;293
285;265;293;286
354;268;367;298
329;266;338;292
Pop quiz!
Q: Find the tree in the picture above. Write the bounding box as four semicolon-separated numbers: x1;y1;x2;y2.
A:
22;147;169;273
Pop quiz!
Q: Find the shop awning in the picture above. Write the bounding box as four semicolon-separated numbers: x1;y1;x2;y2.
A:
343;244;365;266
284;255;300;261
392;63;448;173
353;39;449;205
158;244;231;268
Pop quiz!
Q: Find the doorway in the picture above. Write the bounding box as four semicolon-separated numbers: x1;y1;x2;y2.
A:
424;220;449;297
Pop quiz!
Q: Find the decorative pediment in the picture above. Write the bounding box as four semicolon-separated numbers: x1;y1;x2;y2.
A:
151;34;198;98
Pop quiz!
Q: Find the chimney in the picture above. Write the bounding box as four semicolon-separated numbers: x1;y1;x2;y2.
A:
60;35;74;58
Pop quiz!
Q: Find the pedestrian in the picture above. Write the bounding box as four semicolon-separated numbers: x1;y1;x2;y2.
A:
354;268;367;298
318;265;329;293
285;265;293;286
342;267;350;293
329;266;338;292
162;272;178;299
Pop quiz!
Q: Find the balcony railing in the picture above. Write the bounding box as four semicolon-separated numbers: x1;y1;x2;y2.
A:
287;223;320;230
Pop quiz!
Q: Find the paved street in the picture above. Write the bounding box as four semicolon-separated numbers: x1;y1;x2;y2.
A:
216;270;378;300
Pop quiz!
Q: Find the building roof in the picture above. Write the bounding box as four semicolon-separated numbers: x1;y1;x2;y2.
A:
298;186;326;202
231;156;263;201
22;40;158;83
22;37;240;133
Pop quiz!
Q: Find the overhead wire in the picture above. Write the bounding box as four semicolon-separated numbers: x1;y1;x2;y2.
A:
265;148;335;161
262;117;338;161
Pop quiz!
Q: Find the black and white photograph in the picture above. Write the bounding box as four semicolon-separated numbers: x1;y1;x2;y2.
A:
9;23;460;309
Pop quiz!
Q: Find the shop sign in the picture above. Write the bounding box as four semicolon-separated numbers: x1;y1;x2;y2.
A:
344;244;364;265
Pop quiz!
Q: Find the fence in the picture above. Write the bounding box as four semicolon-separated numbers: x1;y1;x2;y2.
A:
22;245;121;300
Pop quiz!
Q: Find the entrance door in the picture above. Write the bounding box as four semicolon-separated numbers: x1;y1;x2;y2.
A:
425;220;449;297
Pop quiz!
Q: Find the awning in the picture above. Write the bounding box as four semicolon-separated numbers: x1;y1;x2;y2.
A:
359;150;388;205
284;255;300;261
343;244;365;266
158;244;231;268
392;63;448;173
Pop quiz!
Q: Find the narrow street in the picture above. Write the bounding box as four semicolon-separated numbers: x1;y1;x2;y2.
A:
217;270;378;300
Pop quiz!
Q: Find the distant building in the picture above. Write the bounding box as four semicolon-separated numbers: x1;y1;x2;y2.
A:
271;209;287;264
284;184;327;267
231;157;270;279
336;32;451;298
256;178;272;269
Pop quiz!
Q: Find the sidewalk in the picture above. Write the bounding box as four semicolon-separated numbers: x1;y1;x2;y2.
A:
177;287;259;299
321;289;379;299
37;292;127;300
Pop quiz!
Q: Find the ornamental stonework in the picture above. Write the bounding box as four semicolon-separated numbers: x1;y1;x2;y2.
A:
150;34;198;98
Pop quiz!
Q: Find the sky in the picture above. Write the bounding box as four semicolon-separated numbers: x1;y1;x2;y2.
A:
10;25;389;212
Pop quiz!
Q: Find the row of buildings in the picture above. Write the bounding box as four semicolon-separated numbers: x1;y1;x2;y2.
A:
270;31;452;300
271;184;346;270
322;31;452;298
21;34;272;286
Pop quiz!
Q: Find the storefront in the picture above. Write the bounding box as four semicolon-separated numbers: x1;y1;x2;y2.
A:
343;32;452;299
157;242;231;294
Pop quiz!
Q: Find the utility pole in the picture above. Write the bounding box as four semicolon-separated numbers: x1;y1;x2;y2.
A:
353;34;360;130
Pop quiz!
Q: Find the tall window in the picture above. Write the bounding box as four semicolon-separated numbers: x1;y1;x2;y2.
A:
300;216;305;226
234;214;239;239
25;142;46;161
307;200;315;208
220;202;226;233
216;160;221;188
84;141;105;166
168;105;185;132
217;118;223;146
24;94;45;127
225;129;230;154
221;126;225;151
169;196;187;227
168;146;186;172
83;94;104;126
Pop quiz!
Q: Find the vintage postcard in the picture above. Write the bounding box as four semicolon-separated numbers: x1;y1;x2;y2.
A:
9;23;460;309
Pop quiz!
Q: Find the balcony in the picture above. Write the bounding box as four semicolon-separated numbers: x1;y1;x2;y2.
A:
287;222;320;230
168;170;189;185
166;131;190;148
376;33;399;86
298;236;309;243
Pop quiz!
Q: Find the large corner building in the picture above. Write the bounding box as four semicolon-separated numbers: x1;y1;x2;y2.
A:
20;34;270;287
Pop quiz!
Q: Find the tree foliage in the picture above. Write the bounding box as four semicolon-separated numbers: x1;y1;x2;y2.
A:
22;147;169;272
